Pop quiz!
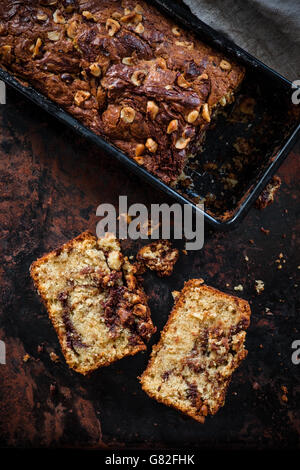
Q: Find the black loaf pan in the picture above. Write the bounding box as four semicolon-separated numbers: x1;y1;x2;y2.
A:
0;0;299;230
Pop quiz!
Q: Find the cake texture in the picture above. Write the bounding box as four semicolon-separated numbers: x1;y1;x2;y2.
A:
140;279;251;423
0;0;245;184
30;231;156;375
137;240;179;277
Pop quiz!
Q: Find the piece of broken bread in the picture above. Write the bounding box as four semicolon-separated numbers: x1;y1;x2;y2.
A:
136;240;179;277
30;232;156;375
140;279;251;422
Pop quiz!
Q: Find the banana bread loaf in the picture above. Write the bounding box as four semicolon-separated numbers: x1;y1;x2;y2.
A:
140;279;251;422
30;231;156;374
0;0;245;184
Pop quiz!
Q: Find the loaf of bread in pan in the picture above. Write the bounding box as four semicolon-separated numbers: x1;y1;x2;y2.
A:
140;279;251;422
30;231;156;375
0;0;245;184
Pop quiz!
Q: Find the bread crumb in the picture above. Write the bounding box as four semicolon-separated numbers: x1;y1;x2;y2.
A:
49;352;59;363
255;280;264;294
234;284;244;292
23;354;31;363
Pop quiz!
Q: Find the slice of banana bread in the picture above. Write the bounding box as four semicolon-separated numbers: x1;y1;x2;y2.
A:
30;231;156;375
140;279;251;423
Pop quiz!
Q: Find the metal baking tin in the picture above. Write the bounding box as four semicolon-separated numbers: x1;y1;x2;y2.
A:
0;0;299;230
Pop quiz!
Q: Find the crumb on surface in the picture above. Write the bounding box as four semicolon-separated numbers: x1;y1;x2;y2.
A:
137;240;179;277
255;176;281;210
255;280;265;294
23;354;31;363
49;352;59;363
234;284;244;292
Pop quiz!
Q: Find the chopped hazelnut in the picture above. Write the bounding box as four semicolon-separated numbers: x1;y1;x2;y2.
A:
175;136;191;149
134;156;145;165
67;20;77;39
106;18;121;36
112;11;122;19
122;56;135;65
156;57;167;69
120;106;136;123
175;40;194;50
202;103;211;122
167;119;178;134
135;144;145;157
172;26;181;37
131;70;147;86
53;9;65;24
74;90;91;106
177;74;191;89
186;110;199;124
36;12;48;21
47;31;60;41
89;62;101;77
32;37;42;59
82;11;95;20
147;101;159;120
220;59;232;71
0;45;12;58
134;4;144;14
146;138;158;153
135;22;145;34
121;12;142;24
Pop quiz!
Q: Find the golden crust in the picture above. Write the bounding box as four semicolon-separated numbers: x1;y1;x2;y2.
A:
140;279;251;422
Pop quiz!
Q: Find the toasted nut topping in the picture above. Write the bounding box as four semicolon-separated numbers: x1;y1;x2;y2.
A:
167;119;178;134
74;90;91;106
220;59;232;71
202;103;211;122
177;74;190;89
198;73;209;80
89;62;101;77
124;7;131;15
112;11;122;19
122;56;134;65
82;11;95;20
106;18;120;36
175;136;191;149
134;156;144;165
156;57;167;69
36;12;48;21
121;12;142;24
133;304;147;317
219;96;227;107
0;45;12;58
53;9;65;24
134;4;144;13
172;26;181;37
186;110;199;124
67;20;77;38
135;22;144;34
32;37;42;58
175;40;194;49
147;101;159;120
47;31;60;41
135;144;145;157
146;138;158;153
131;70;147;86
120;106;136;123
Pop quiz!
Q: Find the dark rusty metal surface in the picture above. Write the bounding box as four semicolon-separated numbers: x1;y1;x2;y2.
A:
0;83;299;450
